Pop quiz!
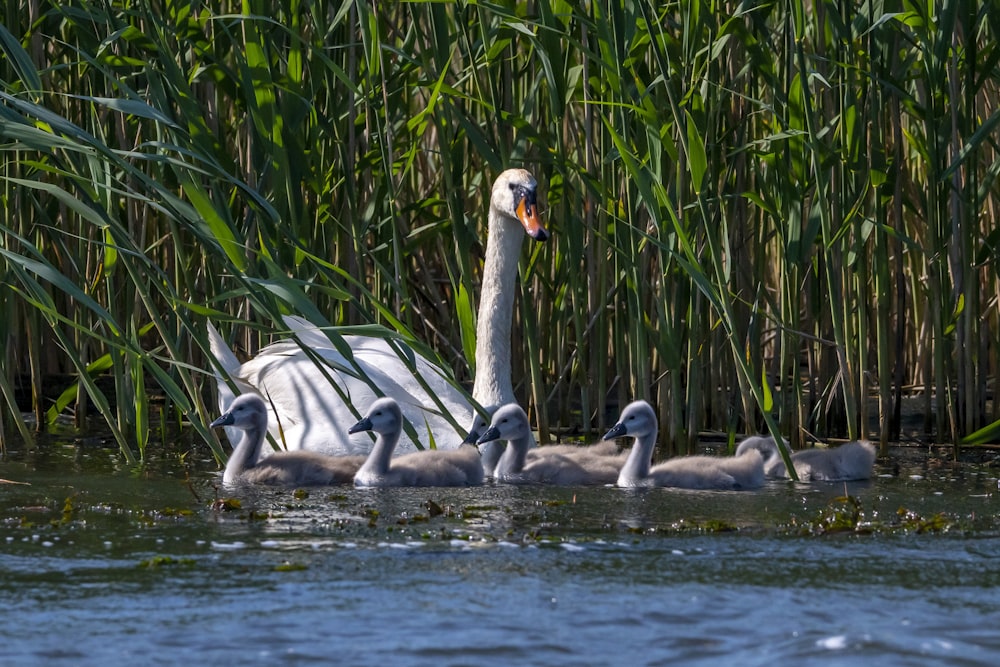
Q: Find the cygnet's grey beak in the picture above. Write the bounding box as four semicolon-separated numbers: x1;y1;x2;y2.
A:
348;416;373;434
462;429;481;445
476;426;501;445
602;422;626;441
210;412;234;428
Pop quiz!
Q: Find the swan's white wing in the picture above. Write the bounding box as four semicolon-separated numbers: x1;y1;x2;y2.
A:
283;316;473;445
348;338;472;442
230;335;471;456
280;315;338;350
207;323;261;446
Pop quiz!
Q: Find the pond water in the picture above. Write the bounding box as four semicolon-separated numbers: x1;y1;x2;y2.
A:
2;434;1000;666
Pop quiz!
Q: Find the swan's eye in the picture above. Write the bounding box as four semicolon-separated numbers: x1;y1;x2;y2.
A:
509;183;532;200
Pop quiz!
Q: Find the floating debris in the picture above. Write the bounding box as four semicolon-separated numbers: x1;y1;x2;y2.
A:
211;498;242;512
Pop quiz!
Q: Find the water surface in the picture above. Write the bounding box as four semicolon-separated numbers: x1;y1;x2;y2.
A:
2;437;1000;666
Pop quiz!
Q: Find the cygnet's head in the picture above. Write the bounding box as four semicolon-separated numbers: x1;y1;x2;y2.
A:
734;435;786;463
602;400;657;441
476;403;531;445
491;169;548;241
211;393;267;431
462;405;499;445
348;397;402;436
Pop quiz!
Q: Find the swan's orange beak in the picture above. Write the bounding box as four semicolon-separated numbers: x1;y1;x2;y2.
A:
516;189;549;242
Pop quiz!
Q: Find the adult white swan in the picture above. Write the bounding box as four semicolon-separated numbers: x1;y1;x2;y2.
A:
605;400;765;490
207;169;546;459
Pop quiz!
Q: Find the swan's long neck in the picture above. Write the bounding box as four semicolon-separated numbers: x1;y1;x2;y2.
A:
617;431;656;486
358;429;400;477
494;433;530;476
471;207;524;408
223;417;265;485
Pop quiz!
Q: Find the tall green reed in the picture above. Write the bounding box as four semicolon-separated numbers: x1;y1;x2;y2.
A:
2;0;999;464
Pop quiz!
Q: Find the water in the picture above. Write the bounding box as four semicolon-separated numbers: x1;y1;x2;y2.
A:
2;437;1000;666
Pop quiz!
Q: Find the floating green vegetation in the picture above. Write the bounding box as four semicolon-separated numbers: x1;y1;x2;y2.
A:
60;495;76;525
783;496;960;536
17;495;86;528
198;496;270;521
616;519;741;536
896;508;954;534
138;556;196;568
274;562;308;572
160;507;194;518
293;489;309;499
685;519;739;533
416;526;462;541
803;495;864;536
396;514;429;526
464;505;500;513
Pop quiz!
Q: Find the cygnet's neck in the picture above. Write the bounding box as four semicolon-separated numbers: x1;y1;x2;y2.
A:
223;415;266;485
617;430;656;486
494;432;531;476
757;441;780;465
358;428;400;477
471;207;524;408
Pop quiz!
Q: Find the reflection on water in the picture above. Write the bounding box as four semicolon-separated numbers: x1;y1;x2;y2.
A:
2;436;1000;666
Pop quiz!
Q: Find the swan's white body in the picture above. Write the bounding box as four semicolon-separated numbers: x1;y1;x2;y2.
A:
208;322;472;455
207;169;547;460
478;404;627;485
735;436;876;481
211;394;365;486
350;398;484;487
606;400;765;490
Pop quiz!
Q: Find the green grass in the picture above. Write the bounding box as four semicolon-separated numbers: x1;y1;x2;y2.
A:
1;0;999;462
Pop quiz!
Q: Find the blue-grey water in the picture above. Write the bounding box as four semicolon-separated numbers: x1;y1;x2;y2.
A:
2;435;1000;666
